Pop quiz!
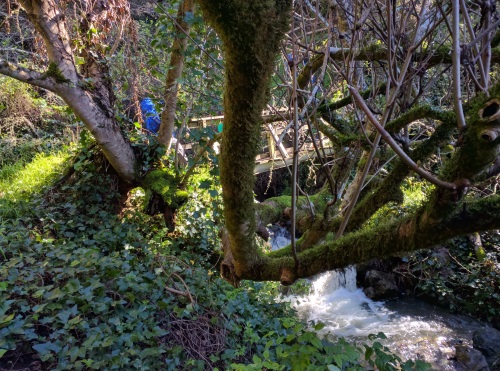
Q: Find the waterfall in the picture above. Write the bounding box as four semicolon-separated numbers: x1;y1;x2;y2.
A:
268;224;293;251
289;267;392;337
269;225;390;335
269;224;491;369
312;266;358;294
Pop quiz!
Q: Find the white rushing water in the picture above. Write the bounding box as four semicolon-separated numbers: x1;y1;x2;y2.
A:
289;267;392;338
286;267;489;369
268;224;293;251
269;226;489;369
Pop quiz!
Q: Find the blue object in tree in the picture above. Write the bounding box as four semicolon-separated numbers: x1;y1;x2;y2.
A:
140;98;161;134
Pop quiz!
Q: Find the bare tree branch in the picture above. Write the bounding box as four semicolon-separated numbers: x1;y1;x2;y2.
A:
452;0;468;131
349;86;458;189
0;59;58;92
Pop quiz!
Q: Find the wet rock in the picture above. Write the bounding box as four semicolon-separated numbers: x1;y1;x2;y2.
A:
357;258;401;280
473;327;500;370
363;270;399;300
363;286;376;299
454;344;490;371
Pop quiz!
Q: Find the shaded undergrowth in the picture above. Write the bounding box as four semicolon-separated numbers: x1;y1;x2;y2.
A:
0;139;431;370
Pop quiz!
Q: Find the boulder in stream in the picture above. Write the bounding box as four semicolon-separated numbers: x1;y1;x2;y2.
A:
363;270;399;300
473;327;500;370
454;344;490;371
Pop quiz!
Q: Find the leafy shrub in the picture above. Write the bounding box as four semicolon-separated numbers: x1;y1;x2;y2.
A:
0;76;78;170
0;76;40;129
397;232;500;323
0;151;71;219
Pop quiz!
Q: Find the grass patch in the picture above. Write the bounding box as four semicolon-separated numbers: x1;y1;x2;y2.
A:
0;137;74;168
0;151;71;219
0;151;69;193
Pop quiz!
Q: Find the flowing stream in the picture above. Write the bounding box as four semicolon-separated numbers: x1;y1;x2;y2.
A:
269;226;490;369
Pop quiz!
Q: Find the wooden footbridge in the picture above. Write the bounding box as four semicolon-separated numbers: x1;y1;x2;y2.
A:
186;110;334;174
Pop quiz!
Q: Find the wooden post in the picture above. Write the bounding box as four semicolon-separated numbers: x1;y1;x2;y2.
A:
267;124;289;158
267;132;275;159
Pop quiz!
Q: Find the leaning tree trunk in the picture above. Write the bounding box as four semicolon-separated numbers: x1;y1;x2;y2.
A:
158;0;195;148
0;0;138;183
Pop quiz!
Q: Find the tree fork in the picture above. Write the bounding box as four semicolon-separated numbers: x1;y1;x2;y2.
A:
11;0;139;183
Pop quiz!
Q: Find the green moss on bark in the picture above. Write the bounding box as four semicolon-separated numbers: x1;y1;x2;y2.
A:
257;196;291;225
385;105;456;133
345;118;456;231
249;195;500;282
142;169;187;209
198;0;291;276
45;62;69;83
444;85;500;181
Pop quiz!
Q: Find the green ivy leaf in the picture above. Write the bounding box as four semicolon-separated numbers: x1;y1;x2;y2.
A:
33;342;62;356
252;354;261;365
199;180;212;189
0;313;15;327
313;322;326;331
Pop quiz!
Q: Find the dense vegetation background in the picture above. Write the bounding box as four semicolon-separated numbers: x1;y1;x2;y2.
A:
1;0;499;369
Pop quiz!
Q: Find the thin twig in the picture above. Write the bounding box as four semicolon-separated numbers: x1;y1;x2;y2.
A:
467;18;500;49
452;0;467;130
459;0;487;86
290;22;300;272
167;272;195;305
303;0;329;27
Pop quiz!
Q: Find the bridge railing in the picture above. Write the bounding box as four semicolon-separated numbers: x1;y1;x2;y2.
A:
186;110;332;174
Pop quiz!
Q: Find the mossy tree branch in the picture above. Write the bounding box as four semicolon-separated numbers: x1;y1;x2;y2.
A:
0;59;60;92
317;83;387;118
385;105;457;133
253;194;500;283
300;44;500;80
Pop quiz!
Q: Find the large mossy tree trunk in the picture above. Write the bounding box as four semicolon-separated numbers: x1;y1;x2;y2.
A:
197;0;291;281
